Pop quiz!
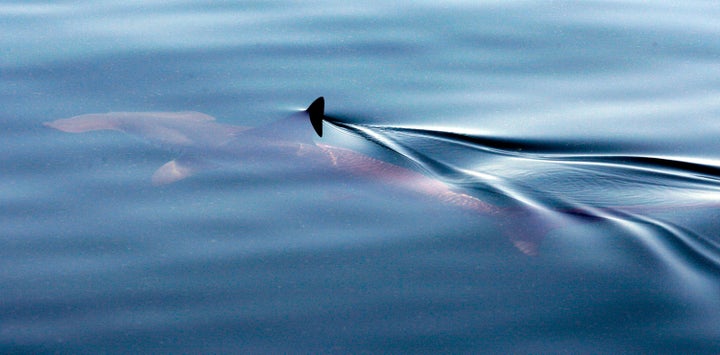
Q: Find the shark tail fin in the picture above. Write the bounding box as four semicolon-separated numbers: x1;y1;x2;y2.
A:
306;96;325;137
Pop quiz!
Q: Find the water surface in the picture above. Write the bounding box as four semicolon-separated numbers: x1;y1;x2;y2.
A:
2;1;720;353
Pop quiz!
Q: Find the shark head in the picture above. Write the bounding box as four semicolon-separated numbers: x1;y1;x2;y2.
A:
43;114;122;133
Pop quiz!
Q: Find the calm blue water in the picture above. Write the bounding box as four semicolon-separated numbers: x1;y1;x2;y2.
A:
3;1;720;353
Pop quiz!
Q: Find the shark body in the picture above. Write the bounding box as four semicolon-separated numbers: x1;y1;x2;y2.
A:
45;98;539;252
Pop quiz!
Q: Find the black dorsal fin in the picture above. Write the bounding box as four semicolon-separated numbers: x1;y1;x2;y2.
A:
306;96;325;137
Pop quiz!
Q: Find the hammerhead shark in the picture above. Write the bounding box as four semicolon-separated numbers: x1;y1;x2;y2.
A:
44;98;531;251
44;98;720;260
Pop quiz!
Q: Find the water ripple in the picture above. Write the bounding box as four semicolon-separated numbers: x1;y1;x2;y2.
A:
323;120;720;278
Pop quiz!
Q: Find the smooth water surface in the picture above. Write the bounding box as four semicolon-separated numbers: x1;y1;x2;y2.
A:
2;1;720;353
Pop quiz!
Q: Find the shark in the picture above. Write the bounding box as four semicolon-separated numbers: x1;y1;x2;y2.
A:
44;97;720;259
44;98;537;253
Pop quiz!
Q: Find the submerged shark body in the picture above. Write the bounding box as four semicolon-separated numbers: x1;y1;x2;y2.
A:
44;98;720;261
45;98;541;253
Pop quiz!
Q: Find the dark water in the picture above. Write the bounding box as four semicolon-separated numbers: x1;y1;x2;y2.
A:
3;1;720;353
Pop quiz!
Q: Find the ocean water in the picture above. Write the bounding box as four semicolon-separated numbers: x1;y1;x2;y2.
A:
3;1;720;353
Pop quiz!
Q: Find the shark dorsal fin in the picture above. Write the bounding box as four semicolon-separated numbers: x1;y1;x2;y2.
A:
306;96;325;137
